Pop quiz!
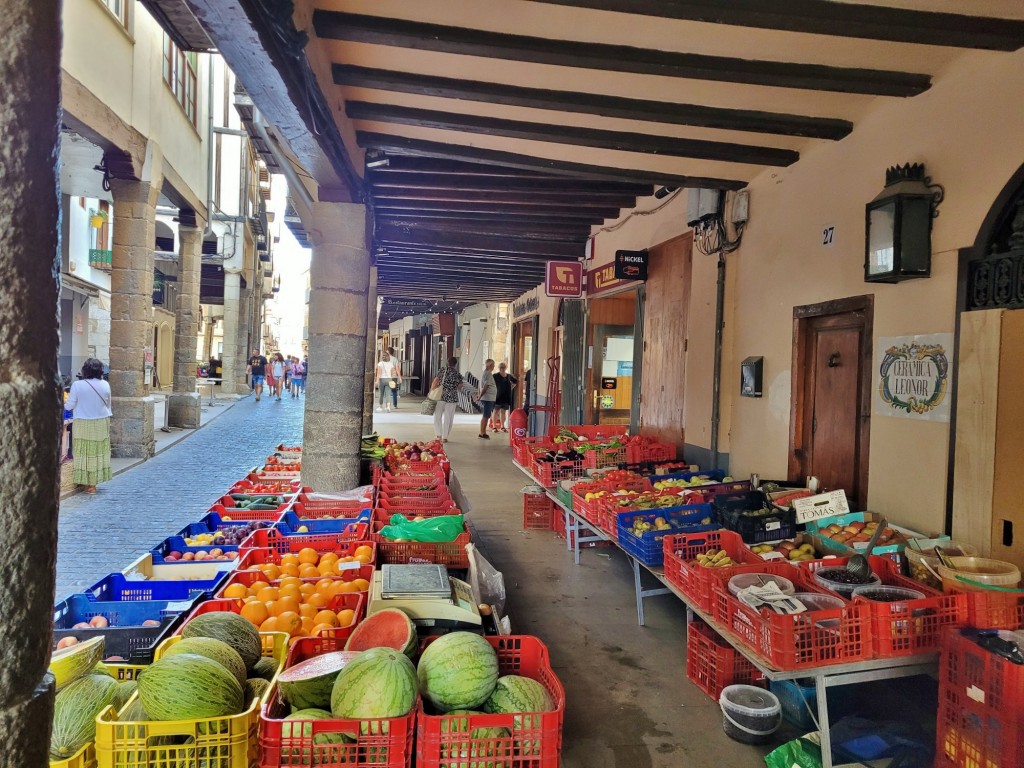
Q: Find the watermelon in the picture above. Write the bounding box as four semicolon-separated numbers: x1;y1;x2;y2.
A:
440;710;511;768
50;674;118;759
137;653;245;720
162;637;247;689
250;655;280;681
331;647;417;719
49;636;105;692
483;675;553;757
417;633;499;712
280;709;354;764
182;612;262;670
278;651;360;710
245;677;271;706
345;608;417;657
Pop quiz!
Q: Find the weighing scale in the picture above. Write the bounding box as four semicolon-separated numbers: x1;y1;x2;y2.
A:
368;564;482;631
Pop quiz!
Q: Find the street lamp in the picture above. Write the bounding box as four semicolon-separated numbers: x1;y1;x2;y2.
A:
865;163;943;283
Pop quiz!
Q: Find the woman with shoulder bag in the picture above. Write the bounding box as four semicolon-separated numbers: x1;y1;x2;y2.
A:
65;358;113;494
432;356;466;442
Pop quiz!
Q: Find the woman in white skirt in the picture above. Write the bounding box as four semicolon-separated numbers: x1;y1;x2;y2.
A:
65;358;113;494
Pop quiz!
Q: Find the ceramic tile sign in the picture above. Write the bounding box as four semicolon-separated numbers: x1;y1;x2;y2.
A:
874;333;953;422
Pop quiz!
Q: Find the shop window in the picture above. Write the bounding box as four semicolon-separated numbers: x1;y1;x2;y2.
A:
162;34;198;127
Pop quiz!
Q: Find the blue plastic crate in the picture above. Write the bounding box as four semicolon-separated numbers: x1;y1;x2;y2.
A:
176;511;279;539
150;535;241;564
770;679;852;731
85;571;222;602
654;469;727;484
52;594;191;663
616;504;717;566
276;509;371;534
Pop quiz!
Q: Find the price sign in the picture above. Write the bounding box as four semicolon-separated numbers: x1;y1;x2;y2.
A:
793;490;850;524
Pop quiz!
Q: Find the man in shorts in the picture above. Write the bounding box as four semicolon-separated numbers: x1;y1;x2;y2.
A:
247;348;268;401
475;359;497;440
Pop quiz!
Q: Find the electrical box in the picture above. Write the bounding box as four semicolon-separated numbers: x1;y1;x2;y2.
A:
687;189;720;227
740;356;763;398
731;190;750;225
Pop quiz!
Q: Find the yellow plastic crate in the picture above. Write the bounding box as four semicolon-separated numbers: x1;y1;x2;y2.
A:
50;742;94;768
94;632;288;768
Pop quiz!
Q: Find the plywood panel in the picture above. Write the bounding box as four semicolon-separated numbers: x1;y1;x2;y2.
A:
991;309;1024;570
589;293;635;326
640;233;692;449
952;309;1001;554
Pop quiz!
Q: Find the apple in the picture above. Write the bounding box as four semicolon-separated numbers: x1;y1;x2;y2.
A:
181;552;195;561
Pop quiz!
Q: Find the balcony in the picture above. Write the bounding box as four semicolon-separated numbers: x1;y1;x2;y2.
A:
138;0;214;52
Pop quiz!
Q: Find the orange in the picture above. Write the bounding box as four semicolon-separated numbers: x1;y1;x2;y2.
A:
311;622;336;637
316;561;336;577
300;616;315;634
280;553;300;568
298;583;316;597
256;586;280;603
276;611;302;636
299;564;320;580
297;547;319;565
305;592;330;610
259;564;281;581
278;576;303;590
338;555;356;563
278;584;302;602
336;581;359;594
223;583;248;599
298;602;318;619
336;609;356;627
279;563;300;578
276;595;301;615
248;580;271;597
259;616;278;632
240;601;269;627
351;578;370;592
313;610;339;627
242;596;258;604
354;545;373;560
354;552;372;565
315;578;335;593
319;552;339;564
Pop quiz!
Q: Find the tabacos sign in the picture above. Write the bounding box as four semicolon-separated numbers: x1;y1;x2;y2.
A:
545;261;583;298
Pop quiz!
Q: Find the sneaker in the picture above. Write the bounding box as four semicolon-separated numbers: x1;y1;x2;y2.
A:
478;433;490;440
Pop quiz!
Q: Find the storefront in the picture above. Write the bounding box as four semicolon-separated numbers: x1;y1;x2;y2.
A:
510;290;541;417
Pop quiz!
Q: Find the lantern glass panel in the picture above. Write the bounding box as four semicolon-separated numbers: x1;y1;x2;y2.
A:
899;196;932;275
868;201;897;276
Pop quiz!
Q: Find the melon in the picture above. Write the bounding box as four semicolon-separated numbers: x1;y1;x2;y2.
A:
162;637;247;689
49;636;105;692
137;653;245;720
483;676;553;757
278;651;360;710
245;677;271;706
119;698;148;721
182;612;262;670
50;674;118;759
250;655;280;681
417;633;499;712
345;608;417;657
331;647;417;719
112;680;137;710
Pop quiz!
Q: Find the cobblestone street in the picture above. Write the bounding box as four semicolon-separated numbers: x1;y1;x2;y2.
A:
55;395;305;599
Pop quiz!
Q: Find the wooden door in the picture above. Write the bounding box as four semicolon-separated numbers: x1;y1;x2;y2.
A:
790;296;873;508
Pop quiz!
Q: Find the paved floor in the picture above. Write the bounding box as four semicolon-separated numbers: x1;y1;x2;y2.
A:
54;392;305;599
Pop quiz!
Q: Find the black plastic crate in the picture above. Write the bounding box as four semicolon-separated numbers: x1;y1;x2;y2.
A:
712;491;797;544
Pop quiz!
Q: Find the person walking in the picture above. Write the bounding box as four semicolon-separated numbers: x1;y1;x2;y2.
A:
475;359;497;440
491;362;517;432
386;347;402;410
65;358;113;494
431;355;465;442
247;348;268;401
374;350;401;412
290;356;305;398
271;353;286;401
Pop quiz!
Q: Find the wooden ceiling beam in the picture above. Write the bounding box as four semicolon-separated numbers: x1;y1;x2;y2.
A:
372;187;640;207
379;273;542;288
314;11;931;96
376;216;591;242
359;131;748;190
378;223;583;258
370;173;652;195
374;209;603;225
348;101;798;167
532;0;1024;52
375;199;619;219
336;65;851;141
379;254;551;273
379;245;554;262
377;285;532;300
370;156;557;176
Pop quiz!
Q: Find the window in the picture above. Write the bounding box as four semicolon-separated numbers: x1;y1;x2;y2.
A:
98;0;129;28
162;34;198;126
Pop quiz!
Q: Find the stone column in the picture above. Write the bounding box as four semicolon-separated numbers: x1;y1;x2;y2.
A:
202;319;214;362
108;148;162;458
0;1;61;764
220;271;245;394
168;224;202;427
303;202;371;491
363;264;377;435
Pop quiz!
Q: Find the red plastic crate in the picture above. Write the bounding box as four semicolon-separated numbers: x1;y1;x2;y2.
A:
416;635;564;768
528;456;587;488
625;441;677;465
686;620;764;700
954;588;1024;630
378;478;448;493
206;501;288;523
377;488;453;506
935;628;1024;768
551;507;611;549
512;436;554;466
661;530;762;613
549;425;626;441
370;521;471;568
293;496;371;516
375;496;459;515
523;493;554;530
801;556;967;657
288;502;370;524
384;460;451;482
580;445;626;469
182;594;365;642
237;531;376;564
217;563;374;596
233;475;301;493
260;642;416;768
711;571;872;671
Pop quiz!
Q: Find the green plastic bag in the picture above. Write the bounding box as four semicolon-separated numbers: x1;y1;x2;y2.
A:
379;513;465;543
764;737;823;768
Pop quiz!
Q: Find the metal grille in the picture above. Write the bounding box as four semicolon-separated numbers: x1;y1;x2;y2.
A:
560;299;586;425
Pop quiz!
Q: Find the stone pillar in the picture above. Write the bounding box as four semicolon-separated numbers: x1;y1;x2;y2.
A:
202;319;214;362
168;224;202;427
220;271;245;394
363;264;377;435
0;1;61;764
303;202;371;491
108;148;162;458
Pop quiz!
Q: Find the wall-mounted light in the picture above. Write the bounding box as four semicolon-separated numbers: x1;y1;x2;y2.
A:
865;163;943;283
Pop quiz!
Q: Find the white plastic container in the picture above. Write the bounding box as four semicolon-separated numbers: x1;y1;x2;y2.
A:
728;572;796;597
719;685;782;745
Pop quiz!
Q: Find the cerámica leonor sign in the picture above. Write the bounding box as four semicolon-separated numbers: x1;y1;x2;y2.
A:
874;333;953;422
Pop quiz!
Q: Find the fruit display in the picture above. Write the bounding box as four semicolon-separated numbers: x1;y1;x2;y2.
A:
50;673;118;759
160;636;247;688
652;474;734;491
383;440;445;466
330;646;419;720
750;540;819;562
49;636;106;692
692;548;735;568
279;651;361;710
224;494;287;510
417;632;500;712
345;608;418;657
182;612;263;670
137;652;245;720
610;491;687;511
179;520;272;550
816;519;898;548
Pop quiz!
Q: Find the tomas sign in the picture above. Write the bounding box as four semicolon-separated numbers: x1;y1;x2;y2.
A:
545;261;583;298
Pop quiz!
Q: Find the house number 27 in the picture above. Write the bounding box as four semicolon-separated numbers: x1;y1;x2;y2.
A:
822;225;836;246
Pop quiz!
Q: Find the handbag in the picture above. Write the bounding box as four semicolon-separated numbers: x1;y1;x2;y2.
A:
427;385;443;402
388;379;398;390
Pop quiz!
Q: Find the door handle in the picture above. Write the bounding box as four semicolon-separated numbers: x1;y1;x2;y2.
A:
827;352;841;368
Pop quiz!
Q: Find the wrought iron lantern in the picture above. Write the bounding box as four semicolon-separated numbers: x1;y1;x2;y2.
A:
865;163;943;283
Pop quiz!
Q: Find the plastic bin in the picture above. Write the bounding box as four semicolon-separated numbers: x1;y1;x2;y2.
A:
370;522;471;568
616;504;716;566
416;635;564;768
938;557;1021;593
956;588;1024;630
686;620;764;701
238;531;376;565
94;632;288;768
719;685;781;745
219;562;374;596
770;679;823;731
523;491;554;530
52;594;189;664
120;553;234;585
150;535;241;565
661;530;764;613
625;441;677;465
276;509;370;534
186;594;365;643
85;571;221;603
713;493;797;545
